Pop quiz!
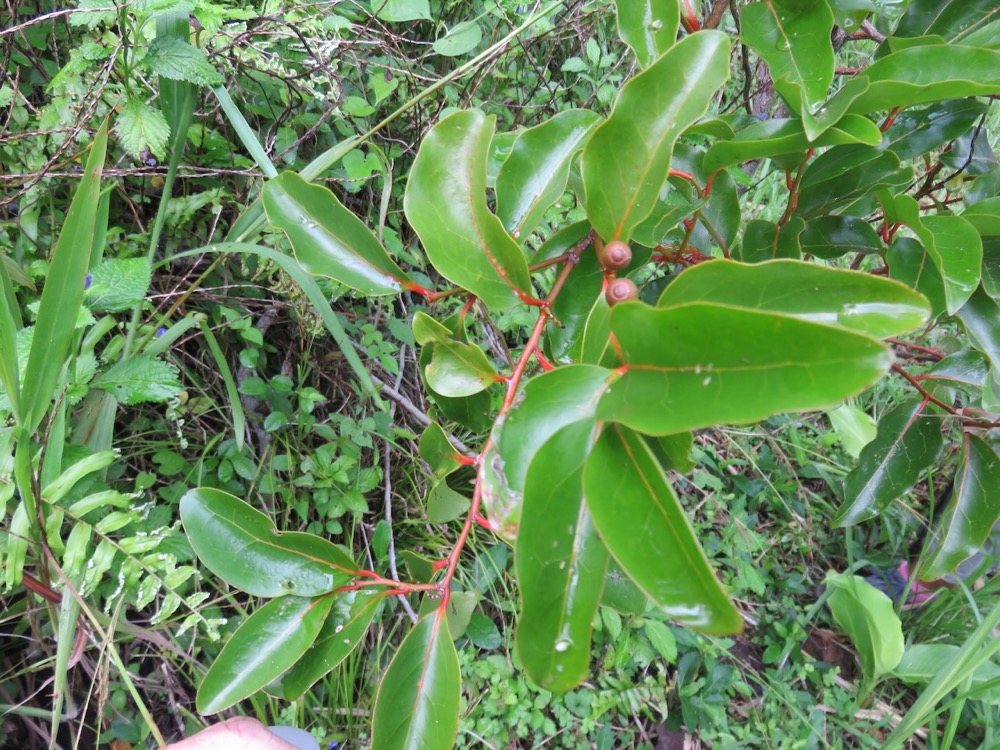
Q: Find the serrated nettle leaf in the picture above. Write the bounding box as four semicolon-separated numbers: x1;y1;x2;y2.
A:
613;0;680;68
799;216;883;260
115;98;171;160
264;172;413;296
180;487;360;597
657;259;929;340
93;355;182;404
156;12;198;154
742;1;835;121
405;110;532;310
824;573;904;684
197;595;334;714
146;36;222;86
269;590;383;700
496;109;600;239
371;612;460;750
923;434;1000;579
584;425;742;634
582;31;729;243
412;312;500;397
517;421;608;691
480;365;616;541
835;399;944;526
595;302;892;436
85;258;152;312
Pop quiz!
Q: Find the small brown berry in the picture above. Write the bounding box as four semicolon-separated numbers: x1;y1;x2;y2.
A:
606;278;638;306
599;240;632;271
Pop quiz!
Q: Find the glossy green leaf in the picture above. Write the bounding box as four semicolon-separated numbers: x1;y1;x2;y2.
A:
496;110;600;238
887;237;946;319
884;99;989;161
924;434;1000;579
413;312;499;397
795;146;911;218
657;259;930;340
895;0;999;42
827;404;876;459
543;224;605;365
198;595;334;714
270;590;383;700
963;197;1000;237
20;121;108;434
959;286;1000;374
702;114;881;173
602;562;648;614
890;195;982;315
480;365;615;540
835;399;943;526
371;612;460;750
418;421;463;479
843;45;1000;115
596;302;892;436
613;0;679;67
799;216;883;260
405;110;532;309
417;315;493;433
742;1;835;123
584;425;742;634
263;172;412;296
894;644;1000;704
180;487;360;597
517;421;608;691
924;350;989;394
581;31;729;243
426;481;470;524
737;219;803;262
824;573;904;684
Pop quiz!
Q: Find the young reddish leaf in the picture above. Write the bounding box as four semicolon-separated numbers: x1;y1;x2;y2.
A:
596;302;892;436
583;425;742;634
263;172;412;295
516;421;608;691
481;365;616;540
404;110;532;310
581;31;729;243
612;0;679;68
371;612;460;750
197;595;334;714
834;399;944;526
657;259;930;340
180;487;360;597
269;590;384;700
496;109;600;239
923;434;1000;579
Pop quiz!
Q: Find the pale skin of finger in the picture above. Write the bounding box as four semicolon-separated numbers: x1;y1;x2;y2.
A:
162;717;300;750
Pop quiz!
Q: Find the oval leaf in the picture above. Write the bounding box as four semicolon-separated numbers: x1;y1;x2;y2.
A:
180;487;360;597
405;110;532;310
584;424;742;634
517;421;608;691
613;0;679;68
264;171;413;296
824;573;904;683
596;302;892;436
581;31;730;243
371;612;460;750
657;259;930;340
198;595;334;714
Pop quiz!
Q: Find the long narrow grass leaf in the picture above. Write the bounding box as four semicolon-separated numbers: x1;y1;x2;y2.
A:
198;317;246;452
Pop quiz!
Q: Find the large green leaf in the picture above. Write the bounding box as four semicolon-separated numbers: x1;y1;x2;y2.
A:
417;314;493;432
887;237;946;318
883;99;989;161
834;399;944;526
269;590;383;700
405;110;532;310
20;121;108;433
794;146;911;218
656;259;930;340
824;573;904;684
742;1;835;126
737;219;802;262
412;312;500;397
263;172;413;296
894;0;1000;42
197;595;334;714
480;365;615;540
371;612;460;750
613;0;679;67
799;216;883;260
958;286;1000;369
418;421;463;480
894;644;1000;704
516;421;608;691
924;434;1000;579
581;31;729;243
584;425;742;634
595;302;892;436
180;487;360;597
496;110;600;239
541;223;605;365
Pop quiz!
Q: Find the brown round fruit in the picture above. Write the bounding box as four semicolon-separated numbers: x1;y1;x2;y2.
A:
606;278;638;306
599;240;632;271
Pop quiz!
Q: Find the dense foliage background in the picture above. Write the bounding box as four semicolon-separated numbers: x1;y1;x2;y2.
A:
3;1;1000;748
